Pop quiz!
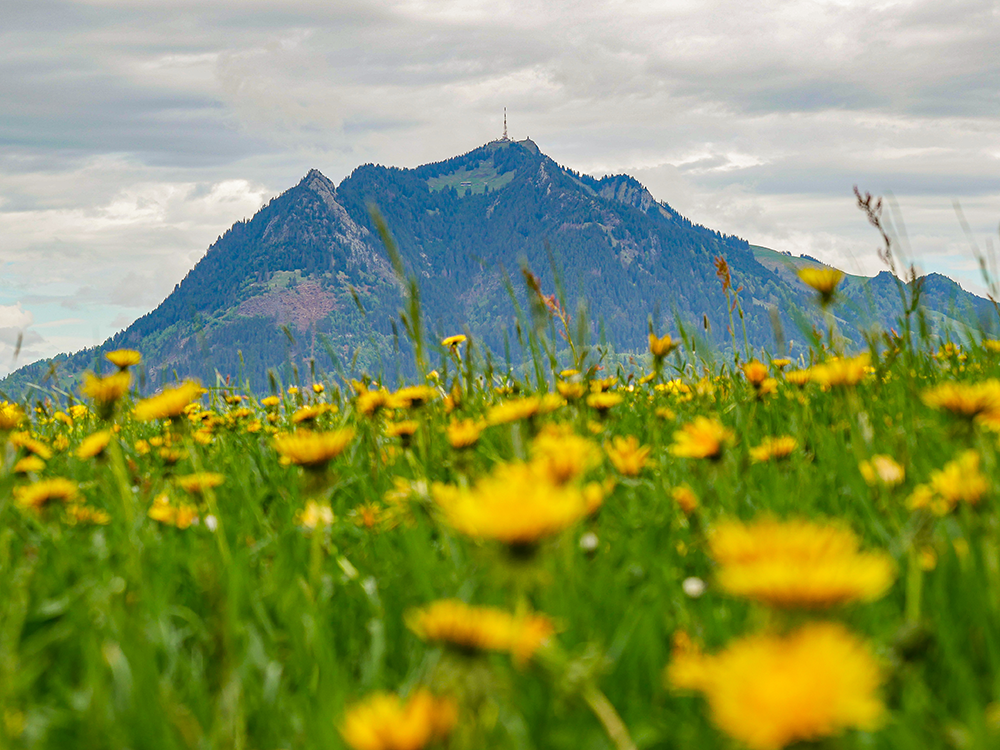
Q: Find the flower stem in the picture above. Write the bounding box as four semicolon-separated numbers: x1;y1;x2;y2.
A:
581;682;637;750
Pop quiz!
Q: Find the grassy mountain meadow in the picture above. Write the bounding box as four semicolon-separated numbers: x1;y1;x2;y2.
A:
1;138;993;399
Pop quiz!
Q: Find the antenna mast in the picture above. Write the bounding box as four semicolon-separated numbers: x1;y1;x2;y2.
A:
502;107;508;140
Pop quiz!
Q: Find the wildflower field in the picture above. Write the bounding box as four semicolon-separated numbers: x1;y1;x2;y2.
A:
4;272;1000;750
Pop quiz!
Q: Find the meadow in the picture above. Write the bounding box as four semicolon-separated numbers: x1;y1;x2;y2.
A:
2;266;1000;750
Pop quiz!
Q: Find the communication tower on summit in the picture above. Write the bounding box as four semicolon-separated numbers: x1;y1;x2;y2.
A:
502;108;509;141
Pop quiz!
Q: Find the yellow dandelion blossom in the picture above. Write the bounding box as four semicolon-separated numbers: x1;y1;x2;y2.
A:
441;334;467;348
311;382;324;394
296;500;335;530
798;267;844;304
105;349;141;369
922;380;1000;421
14;478;78;510
65;504;112;526
147;494;198;529
10;432;52;460
742;360;769;388
340;689;457;750
771;358;792;369
292;403;334;424
605;435;651;476
531;425;600;484
82;372;132;411
69;404;89;420
273;428;356;468
134;381;204;421
260;395;281;409
586;391;623;412
908;450;987;514
556;380;587;399
54;411;73;427
385;420;419;438
446;418;483;449
433;462;590;546
649;333;678;358
589;376;618;392
709;518;896;607
393;385;438;408
486;396;541;425
749;436;798;463
671;416;733;460
671;485;699;514
13;455;45;474
175;472;224;495
859;455;905;487
667;621;885;750
0;401;26;431
784;369;811;387
77;430;112;459
808;354;870;388
356;388;392;416
407;599;555;666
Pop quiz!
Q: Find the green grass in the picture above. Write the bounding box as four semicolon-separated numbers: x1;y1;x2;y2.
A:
2;327;1000;749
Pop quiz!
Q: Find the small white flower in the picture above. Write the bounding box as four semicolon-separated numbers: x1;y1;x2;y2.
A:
579;532;599;553
204;514;218;532
682;576;706;598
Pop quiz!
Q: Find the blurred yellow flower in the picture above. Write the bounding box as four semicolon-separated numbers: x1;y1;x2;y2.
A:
292;403;335;424
14;478;78;510
340;689;457;750
605;435;651;476
531;425;600;484
708;518;895;607
556;380;586;400
13;455;45;474
10;432;52;460
784;369;811;387
667;621;884;750
134;381;203;421
385;420;419;438
105;349;141;369
742;360;769;387
65;504;111;526
260;395;281;409
922;380;1000;422
273;428;356;468
407;599;554;666
859;455;905;487
441;334;467;348
433;462;590;546
175;472;224;495
77;430;112;459
0;401;26;431
446;418;483;449
671;416;733;460
907;450;987;514
393;385;438;408
356;388;392;416
486;396;542;425
296;500;335;530
82;371;132;411
649;333;678;358
671;485;699;514
147;494;198;529
586;391;623;412
798;267;844;304
749;436;798;463
808;354;870;388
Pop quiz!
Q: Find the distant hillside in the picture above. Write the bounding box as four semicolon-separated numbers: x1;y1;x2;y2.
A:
2;140;995;398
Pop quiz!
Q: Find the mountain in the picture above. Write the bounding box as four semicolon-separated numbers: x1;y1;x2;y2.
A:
2;138;995;397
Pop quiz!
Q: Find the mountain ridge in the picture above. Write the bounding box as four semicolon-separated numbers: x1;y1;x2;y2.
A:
2;139;994;397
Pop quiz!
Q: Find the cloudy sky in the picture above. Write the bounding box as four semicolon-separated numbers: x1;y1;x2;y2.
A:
3;0;1000;375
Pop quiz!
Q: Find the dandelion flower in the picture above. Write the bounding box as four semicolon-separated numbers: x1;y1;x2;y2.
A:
922;380;1000;423
798;267;844;305
531;424;601;484
808;354;870;388
671;416;733;460
14;478;78;510
77;430;112;459
859;455;905;487
671;485;699;514
441;334;467;348
709;518;895;607
82;372;132;417
907;450;987;514
433;461;590;546
134;381;203;421
749;436;798;463
742;360;769;388
65;504;112;526
446;418;483;449
274;428;356;469
175;472;224;495
105;349;141;370
667;622;885;750
407;599;555;666
0;401;25;431
340;689;457;750
586;391;623;412
486;396;542;425
296;500;335;530
605;435;651;476
10;432;52;460
649;333;678;358
13;455;45;474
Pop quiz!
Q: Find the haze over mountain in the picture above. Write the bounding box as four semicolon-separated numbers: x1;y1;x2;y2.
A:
1;138;993;397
